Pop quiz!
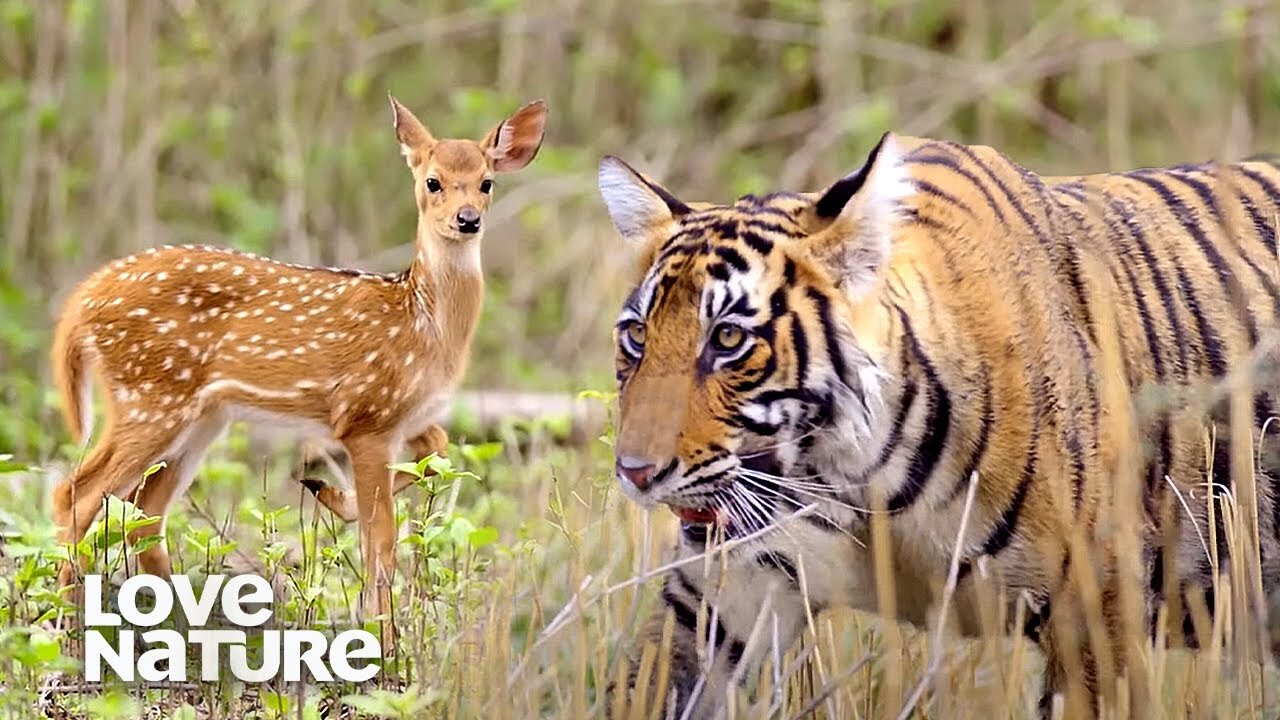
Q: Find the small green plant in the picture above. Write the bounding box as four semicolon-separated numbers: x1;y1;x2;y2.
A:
341;686;441;718
81;689;140;720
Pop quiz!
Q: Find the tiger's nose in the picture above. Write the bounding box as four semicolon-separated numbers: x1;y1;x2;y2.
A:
616;456;656;491
456;207;481;234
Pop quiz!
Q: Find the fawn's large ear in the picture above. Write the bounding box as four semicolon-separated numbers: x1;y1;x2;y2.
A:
388;93;435;166
598;155;691;246
799;132;913;297
483;99;548;173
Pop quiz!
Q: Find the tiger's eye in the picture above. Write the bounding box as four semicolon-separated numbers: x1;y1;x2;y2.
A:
626;322;647;346
713;324;744;351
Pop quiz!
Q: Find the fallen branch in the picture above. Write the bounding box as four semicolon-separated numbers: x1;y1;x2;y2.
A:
447;389;610;445
246;389;611;465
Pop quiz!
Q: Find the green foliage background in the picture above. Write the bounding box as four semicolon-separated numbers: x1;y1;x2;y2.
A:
3;0;1277;459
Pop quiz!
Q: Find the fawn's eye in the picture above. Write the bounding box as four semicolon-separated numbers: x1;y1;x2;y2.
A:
479;179;494;194
710;324;748;353
425;177;442;193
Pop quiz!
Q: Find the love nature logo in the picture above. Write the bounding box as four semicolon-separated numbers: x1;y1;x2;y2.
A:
81;574;381;683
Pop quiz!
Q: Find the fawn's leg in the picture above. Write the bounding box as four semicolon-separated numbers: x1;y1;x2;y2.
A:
53;419;183;589
126;415;226;577
54;430;118;591
405;424;449;461
301;424;448;523
342;432;399;653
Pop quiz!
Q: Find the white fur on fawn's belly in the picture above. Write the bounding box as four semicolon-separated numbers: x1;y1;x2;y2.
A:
196;378;334;442
196;374;453;447
224;401;334;441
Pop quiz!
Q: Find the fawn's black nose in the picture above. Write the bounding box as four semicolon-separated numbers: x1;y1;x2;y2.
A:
457;207;481;234
616;456;656;491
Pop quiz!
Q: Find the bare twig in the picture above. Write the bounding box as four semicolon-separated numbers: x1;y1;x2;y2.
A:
895;471;981;720
505;503;822;688
784;651;878;720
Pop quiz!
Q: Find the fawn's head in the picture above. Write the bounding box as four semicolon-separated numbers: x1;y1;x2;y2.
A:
390;94;548;242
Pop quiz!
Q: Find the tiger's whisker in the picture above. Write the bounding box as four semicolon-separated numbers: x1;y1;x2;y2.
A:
737;468;852;496
738;425;835;459
734;486;780;537
737;466;829;484
736;473;876;517
736;466;837;486
730;486;776;538
734;475;869;547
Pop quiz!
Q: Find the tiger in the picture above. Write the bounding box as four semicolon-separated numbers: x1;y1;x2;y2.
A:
594;132;1280;718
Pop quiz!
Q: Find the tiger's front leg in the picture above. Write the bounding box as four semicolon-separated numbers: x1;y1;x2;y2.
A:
614;528;829;719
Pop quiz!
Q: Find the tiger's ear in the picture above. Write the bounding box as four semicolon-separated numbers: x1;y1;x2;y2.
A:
802;132;913;296
598;155;691;246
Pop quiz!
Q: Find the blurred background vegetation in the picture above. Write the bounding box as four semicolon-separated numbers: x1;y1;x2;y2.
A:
2;2;1280;717
1;0;1277;460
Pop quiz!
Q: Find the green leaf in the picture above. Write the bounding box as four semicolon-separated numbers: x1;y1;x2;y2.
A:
341;687;441;716
260;541;288;565
448;516;477;546
84;690;140;719
424;454;455;475
36;101;58;132
129;534;165;556
467;526;499;548
460;441;503;464
1220;5;1248;33
420;525;445;546
2;0;34;31
430;456;481;483
66;0;93;33
261;690;291;714
345;70;371;99
30;632;62;663
122;514;161;533
0;453;29;471
388;461;423;478
340;694;398;714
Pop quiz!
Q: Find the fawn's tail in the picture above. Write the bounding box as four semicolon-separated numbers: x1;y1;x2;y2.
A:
51;302;93;446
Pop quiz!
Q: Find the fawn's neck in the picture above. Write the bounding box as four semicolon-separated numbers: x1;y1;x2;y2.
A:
405;227;486;352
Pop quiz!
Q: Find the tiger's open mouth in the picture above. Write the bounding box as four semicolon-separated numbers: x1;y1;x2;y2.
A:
672;506;719;525
668;448;783;528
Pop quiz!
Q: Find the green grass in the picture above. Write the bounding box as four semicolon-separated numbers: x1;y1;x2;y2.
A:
4;0;1280;461
3;410;1280;719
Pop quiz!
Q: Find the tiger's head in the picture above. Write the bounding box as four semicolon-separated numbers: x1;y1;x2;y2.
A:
597;133;914;532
